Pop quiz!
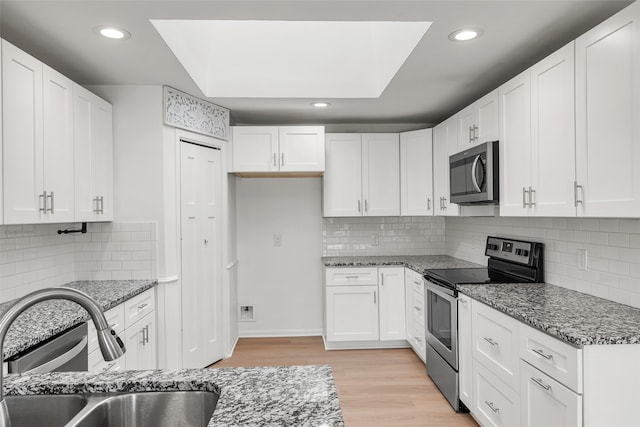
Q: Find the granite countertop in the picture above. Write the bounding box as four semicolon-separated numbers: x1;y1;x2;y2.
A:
459;282;640;347
1;279;157;359
322;255;483;274
4;365;345;427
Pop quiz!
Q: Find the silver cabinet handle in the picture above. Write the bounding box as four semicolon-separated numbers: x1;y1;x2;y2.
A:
485;401;500;413
138;303;150;311
413;281;422;286
281;152;284;167
532;348;553;360
471;155;482;193
364;199;368;212
358;200;361;212
415;337;422;343
427;197;431;210
473;124;479;142
443;198;447;209
529;186;536;206
531;377;551;391
414;306;422;311
459;299;468;304
484;337;498;347
373;291;377;304
39;191;47;213
104;361;117;371
345;275;359;280
93;197;100;214
381;273;384;286
522;187;529;208
144;325;150;344
469;125;473;143
47;192;55;213
273;153;277;167
139;328;145;345
100;196;105;214
574;181;583;207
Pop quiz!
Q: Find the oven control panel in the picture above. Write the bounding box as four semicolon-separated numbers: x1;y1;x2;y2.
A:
485;236;536;265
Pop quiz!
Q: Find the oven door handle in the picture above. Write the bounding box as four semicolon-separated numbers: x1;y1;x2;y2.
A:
24;336;88;374
425;280;456;298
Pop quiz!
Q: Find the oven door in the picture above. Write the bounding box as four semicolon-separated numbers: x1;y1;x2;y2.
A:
425;280;458;370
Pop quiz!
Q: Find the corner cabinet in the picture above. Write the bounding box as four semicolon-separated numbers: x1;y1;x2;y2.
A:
323;133;400;217
74;84;113;221
324;267;406;349
400;128;434;216
433;115;459;216
231;125;325;174
575;1;640;217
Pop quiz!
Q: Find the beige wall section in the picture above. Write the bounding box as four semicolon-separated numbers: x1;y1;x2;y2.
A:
236;177;323;337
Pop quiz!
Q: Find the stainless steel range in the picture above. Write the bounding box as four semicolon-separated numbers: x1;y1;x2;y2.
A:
423;236;544;412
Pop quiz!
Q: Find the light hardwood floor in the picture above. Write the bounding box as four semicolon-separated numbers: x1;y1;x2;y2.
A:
211;336;478;426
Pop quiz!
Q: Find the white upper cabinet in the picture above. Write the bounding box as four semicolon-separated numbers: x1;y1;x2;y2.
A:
362;133;400;216
323;133;400;217
433;115;460;216
231;125;324;173
2;40;75;224
500;42;576;217
457;89;499;151
74;83;114;222
575;1;640;217
400;128;434;216
323;133;363;217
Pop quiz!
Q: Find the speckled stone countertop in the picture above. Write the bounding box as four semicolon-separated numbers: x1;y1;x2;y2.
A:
0;279;157;359
4;365;345;427
459;282;640;347
322;255;482;275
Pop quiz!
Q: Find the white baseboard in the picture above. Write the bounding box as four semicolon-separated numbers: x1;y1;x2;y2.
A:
225;335;240;359
238;328;323;338
324;339;410;350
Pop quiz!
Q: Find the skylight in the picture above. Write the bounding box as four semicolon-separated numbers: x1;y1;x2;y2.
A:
151;20;431;98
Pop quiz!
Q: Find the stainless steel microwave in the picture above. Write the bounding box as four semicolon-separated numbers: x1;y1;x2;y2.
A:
449;141;499;205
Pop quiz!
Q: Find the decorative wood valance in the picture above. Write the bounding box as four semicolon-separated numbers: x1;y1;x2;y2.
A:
163;86;230;140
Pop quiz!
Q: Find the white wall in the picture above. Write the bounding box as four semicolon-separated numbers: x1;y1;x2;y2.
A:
446;216;640;308
237;177;323;336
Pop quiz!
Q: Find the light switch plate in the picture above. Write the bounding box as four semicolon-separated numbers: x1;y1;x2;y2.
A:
577;249;588;271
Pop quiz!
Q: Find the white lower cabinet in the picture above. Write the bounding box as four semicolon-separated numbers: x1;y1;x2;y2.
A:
325;267;406;348
520;360;582;427
124;311;157;370
473;359;520;427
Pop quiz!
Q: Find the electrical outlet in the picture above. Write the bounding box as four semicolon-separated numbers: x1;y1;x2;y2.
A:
274;233;282;246
371;234;379;246
578;249;588;271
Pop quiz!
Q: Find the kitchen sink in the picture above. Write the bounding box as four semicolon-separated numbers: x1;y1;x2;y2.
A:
5;394;89;427
5;390;219;427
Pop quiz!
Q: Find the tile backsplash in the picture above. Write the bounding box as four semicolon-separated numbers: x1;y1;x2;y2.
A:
0;222;157;303
323;216;445;256
446;216;640;308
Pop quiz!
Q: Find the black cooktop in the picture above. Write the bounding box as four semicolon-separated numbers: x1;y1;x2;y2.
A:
424;267;527;290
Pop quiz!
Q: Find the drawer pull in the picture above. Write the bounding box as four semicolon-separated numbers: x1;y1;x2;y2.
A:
459;299;468;304
138;303;150;310
532;348;553;360
531;377;552;391
484;337;499;347
413;281;422;286
414;306;422;311
345;276;359;280
415;337;422;343
485;401;500;413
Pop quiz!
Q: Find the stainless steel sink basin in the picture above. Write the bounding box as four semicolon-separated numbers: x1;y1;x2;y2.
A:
5;390;219;427
5;394;89;427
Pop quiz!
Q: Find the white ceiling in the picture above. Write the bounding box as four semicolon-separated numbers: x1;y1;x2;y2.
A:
0;0;633;129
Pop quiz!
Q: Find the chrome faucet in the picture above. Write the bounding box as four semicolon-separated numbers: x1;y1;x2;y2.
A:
0;287;126;427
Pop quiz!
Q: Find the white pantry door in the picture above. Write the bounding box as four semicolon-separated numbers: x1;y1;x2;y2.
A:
181;141;223;368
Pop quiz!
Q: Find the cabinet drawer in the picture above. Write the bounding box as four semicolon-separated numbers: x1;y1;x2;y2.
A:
405;269;425;295
412;289;425;327
325;267;378;286
519;323;583;393
473;301;520;390
520;360;582;427
88;304;125;354
124;288;155;329
473;360;520;427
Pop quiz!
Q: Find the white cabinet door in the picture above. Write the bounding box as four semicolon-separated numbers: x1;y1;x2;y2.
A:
531;42;577;217
499;69;532;217
231;126;279;172
459;294;473;408
473;360;520;427
42;65;74;223
575;1;640;217
520;360;582;427
2;39;44;224
433;115;459;216
91;96;113;221
378;267;405;341
476;89;499;145
323;133;363;217
457;104;476;150
400;128;434;216
125;311;156;370
326;285;379;341
279;126;325;172
362;133;400;216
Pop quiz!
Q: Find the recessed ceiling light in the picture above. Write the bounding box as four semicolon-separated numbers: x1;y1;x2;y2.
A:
312;102;330;108
448;28;483;42
95;26;131;40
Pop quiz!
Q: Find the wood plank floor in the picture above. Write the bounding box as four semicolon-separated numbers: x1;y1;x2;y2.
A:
211;336;478;426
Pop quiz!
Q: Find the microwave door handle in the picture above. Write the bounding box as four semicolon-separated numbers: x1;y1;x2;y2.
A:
471;154;482;193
